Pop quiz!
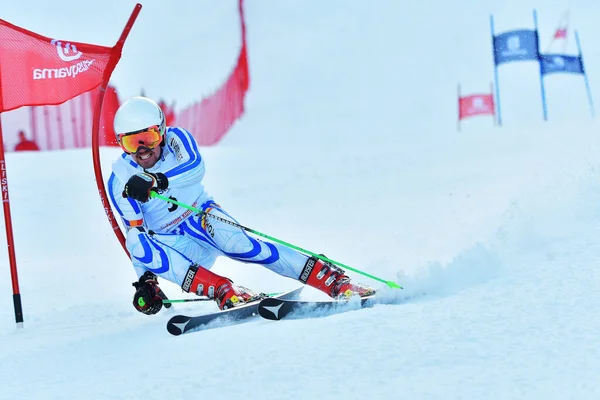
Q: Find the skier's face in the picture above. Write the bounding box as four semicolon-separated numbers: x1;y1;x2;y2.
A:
133;145;161;169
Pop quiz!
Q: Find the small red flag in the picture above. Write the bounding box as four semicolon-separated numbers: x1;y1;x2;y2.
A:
459;94;495;120
554;28;567;39
0;19;117;113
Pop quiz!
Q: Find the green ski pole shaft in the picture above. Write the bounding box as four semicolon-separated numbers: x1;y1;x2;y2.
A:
149;192;403;289
162;292;282;304
163;298;212;304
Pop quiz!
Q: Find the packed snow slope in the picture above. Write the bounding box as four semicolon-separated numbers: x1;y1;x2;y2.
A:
2;1;600;399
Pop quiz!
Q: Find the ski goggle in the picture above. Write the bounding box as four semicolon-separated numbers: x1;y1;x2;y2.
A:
117;126;163;154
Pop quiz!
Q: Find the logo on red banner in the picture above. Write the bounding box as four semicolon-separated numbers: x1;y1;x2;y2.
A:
32;39;95;81
51;39;83;61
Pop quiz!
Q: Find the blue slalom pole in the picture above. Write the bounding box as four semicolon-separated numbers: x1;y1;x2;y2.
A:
533;9;548;121
575;30;595;117
490;14;503;126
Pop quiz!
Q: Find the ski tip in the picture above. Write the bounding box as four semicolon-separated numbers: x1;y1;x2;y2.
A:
166;315;193;336
257;298;286;321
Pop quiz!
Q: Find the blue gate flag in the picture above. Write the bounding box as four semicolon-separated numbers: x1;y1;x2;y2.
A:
540;54;584;75
490;11;545;124
536;30;594;117
493;30;539;65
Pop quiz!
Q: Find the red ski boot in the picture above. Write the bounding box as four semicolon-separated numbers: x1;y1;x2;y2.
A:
299;256;376;299
181;265;259;310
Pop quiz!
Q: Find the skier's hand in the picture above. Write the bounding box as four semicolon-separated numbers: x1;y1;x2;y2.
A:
122;172;168;203
132;271;163;315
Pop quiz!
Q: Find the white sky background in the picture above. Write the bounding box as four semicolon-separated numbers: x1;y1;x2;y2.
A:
1;1;600;399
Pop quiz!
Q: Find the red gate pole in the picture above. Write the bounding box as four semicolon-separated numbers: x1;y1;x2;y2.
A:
91;3;142;255
0;114;24;327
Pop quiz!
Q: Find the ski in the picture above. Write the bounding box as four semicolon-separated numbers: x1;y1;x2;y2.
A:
166;286;303;336
257;294;377;321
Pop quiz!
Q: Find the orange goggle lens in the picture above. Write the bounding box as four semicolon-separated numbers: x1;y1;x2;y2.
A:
118;126;162;154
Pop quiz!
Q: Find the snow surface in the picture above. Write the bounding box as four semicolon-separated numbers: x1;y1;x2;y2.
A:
2;1;600;399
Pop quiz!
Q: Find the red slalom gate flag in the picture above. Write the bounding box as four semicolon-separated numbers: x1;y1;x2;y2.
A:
0;19;117;112
458;94;495;120
554;28;567;39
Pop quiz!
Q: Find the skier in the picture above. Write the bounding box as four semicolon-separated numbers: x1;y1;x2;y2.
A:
108;96;375;315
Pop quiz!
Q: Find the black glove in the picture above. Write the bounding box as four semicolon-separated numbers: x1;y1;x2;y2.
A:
122;172;168;203
132;271;163;315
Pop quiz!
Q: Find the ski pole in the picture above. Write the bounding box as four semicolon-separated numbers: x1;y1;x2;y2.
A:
150;192;403;289
162;291;283;304
162;298;213;304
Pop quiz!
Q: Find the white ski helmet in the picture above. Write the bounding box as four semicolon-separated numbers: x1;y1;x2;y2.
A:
113;96;166;143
